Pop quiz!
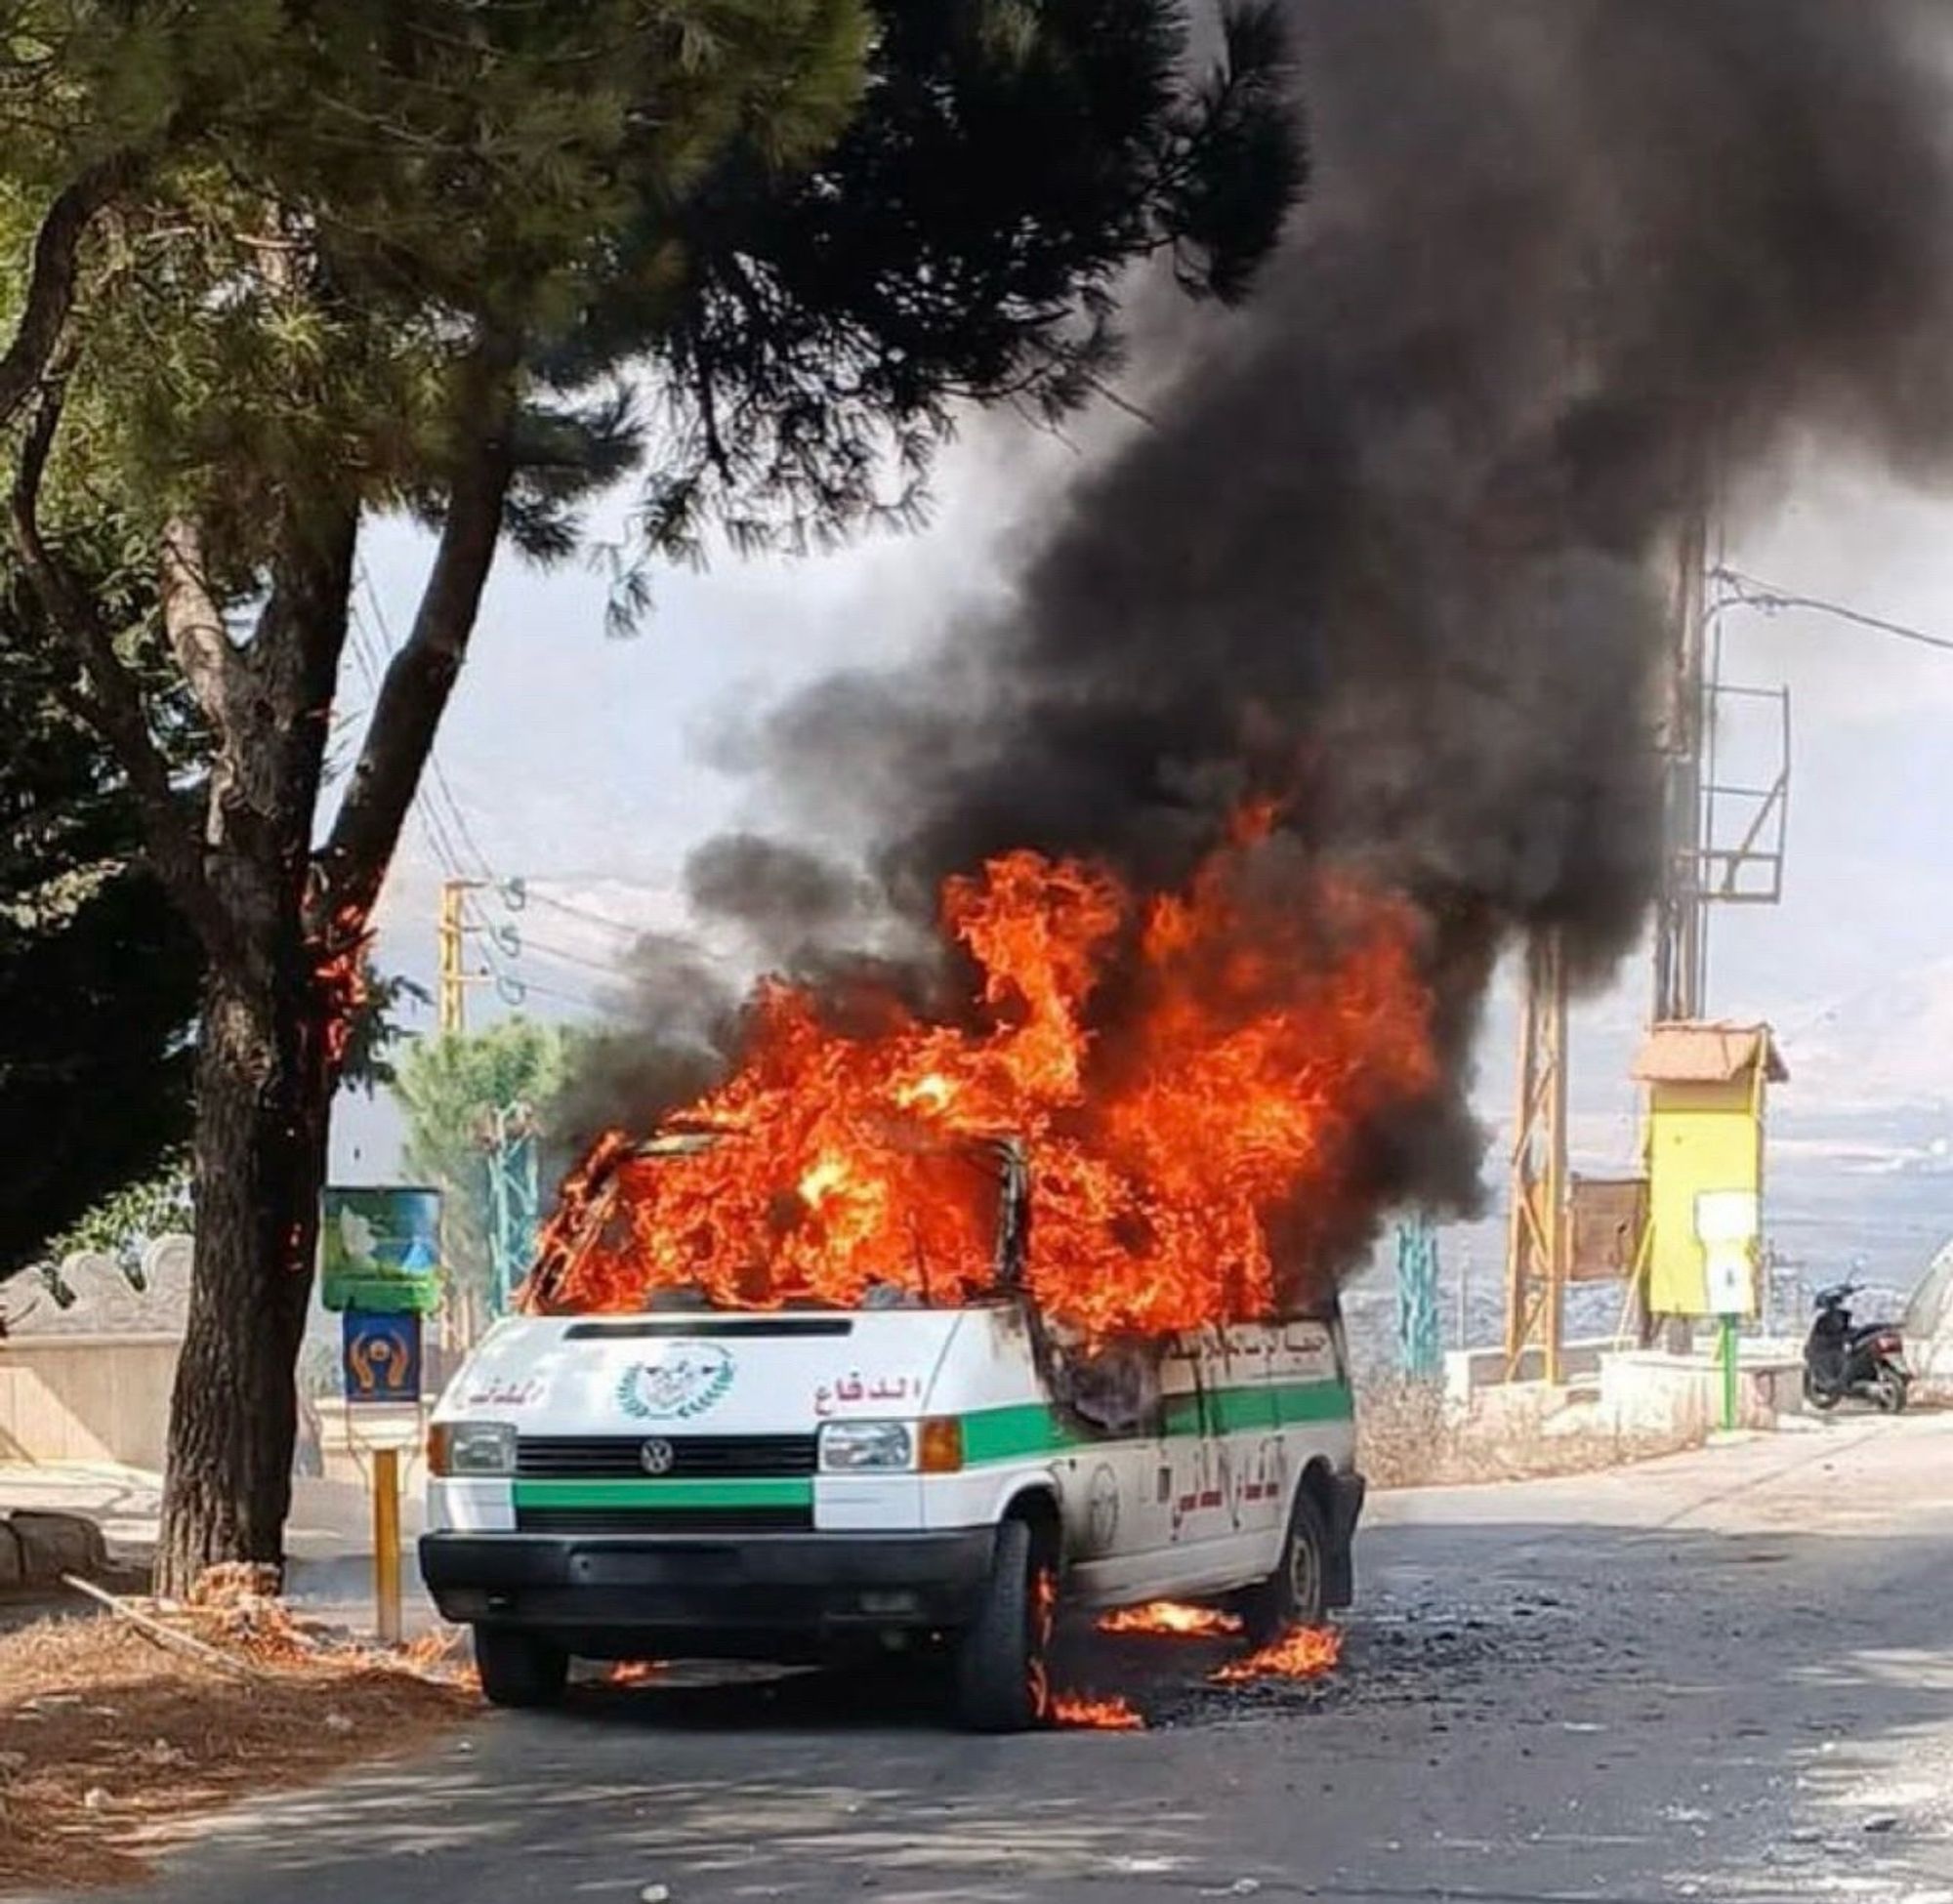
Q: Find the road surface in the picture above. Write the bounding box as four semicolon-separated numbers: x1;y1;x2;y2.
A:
82;1413;1953;1904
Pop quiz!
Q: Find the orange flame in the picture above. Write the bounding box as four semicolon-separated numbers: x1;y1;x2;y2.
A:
313;901;372;1077
534;831;1436;1339
1051;1692;1146;1730
1211;1624;1344;1683
1098;1601;1243;1638
606;1660;664;1685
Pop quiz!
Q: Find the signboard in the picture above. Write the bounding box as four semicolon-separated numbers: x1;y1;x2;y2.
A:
1696;1190;1760;1319
1568;1176;1648;1283
341;1308;423;1406
319;1186;441;1314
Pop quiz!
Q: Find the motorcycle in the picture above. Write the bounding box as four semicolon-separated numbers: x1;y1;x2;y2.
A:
1802;1279;1910;1414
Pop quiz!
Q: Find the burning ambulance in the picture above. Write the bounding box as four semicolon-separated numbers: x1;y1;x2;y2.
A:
420;1128;1363;1731
421;840;1426;1728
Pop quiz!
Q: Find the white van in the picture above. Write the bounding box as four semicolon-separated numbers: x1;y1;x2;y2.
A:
421;1138;1365;1730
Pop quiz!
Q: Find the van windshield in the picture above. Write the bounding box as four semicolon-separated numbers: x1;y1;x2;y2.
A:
526;1128;1025;1316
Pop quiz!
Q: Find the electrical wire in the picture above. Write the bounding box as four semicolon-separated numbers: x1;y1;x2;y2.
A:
519;885;655;938
356;566;502;882
494;932;626;980
1713;566;1953;655
475;935;607;1015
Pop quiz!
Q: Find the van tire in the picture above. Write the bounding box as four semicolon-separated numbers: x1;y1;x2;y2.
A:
1238;1484;1329;1651
953;1516;1055;1733
474;1626;568;1710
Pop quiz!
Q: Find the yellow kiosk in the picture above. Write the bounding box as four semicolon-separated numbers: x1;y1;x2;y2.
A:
1632;1022;1786;1425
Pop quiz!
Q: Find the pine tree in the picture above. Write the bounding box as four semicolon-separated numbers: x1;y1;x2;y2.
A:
0;0;1301;1590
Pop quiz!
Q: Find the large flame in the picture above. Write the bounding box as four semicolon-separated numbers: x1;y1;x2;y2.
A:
1099;1601;1243;1638
532;830;1436;1338
1211;1624;1344;1683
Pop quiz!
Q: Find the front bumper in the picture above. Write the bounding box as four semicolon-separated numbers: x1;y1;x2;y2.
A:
420;1527;996;1653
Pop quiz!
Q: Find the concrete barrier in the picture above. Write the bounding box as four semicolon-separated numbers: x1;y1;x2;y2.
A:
1599;1345;1806;1433
1444;1338;1612;1402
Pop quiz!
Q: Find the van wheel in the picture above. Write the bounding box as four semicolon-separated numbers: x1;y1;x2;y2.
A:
474;1626;568;1710
953;1516;1055;1733
1238;1485;1329;1651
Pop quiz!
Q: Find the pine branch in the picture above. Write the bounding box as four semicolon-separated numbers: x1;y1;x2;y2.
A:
0;151;144;434
8;382;240;970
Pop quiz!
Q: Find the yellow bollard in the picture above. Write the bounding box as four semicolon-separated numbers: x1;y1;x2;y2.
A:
373;1445;402;1646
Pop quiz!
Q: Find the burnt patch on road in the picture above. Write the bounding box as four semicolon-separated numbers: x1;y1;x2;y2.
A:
1092;1589;1581;1731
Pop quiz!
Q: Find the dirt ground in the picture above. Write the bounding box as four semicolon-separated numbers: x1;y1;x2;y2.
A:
0;1615;470;1894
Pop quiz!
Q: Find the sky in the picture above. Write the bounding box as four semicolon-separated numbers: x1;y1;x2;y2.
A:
328;386;1953;1256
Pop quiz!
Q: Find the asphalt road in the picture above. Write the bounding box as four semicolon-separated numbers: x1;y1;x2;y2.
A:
89;1414;1953;1904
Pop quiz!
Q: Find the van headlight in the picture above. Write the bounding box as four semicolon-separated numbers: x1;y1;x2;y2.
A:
818;1421;915;1472
428;1420;517;1477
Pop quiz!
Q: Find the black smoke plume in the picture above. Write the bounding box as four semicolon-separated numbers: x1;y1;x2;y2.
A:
567;0;1953;1280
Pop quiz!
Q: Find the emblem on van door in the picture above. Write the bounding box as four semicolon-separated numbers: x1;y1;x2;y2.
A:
615;1343;734;1422
639;1437;676;1475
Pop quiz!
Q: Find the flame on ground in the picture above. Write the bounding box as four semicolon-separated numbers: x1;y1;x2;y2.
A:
1098;1601;1243;1638
531;828;1436;1338
1210;1624;1344;1683
606;1660;664;1685
1051;1691;1146;1730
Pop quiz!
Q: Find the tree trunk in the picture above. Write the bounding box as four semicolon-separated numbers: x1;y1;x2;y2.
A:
155;951;333;1595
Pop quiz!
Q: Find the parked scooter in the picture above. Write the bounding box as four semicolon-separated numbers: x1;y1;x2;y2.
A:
1803;1279;1910;1413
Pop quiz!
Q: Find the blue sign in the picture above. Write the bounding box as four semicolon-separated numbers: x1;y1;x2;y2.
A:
341;1309;423;1406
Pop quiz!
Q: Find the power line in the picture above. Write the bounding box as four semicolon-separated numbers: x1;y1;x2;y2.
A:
520;886;654;938
497;932;626;981
1713;567;1953;655
424;753;498;883
505;976;607;1014
346;608;473;887
474;935;606;1015
353;569;500;883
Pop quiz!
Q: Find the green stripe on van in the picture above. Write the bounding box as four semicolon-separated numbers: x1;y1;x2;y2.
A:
512;1478;813;1511
960;1379;1350;1467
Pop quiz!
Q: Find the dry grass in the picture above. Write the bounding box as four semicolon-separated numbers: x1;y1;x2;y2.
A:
1358;1376;1705;1490
0;1610;472;1894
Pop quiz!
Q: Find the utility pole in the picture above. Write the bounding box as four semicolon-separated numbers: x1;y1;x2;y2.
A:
1653;513;1711;1026
436;879;485;1035
434;878;485;1356
1501;513;1793;1376
1643;517;1711;1352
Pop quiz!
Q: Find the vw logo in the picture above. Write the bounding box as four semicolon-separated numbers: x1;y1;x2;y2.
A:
639;1437;677;1476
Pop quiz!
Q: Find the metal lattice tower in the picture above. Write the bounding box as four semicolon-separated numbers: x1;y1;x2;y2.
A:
483;1105;540;1316
1395;1216;1443;1382
1504;930;1569;1385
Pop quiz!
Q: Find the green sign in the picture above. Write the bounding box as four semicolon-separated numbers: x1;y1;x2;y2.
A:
319;1186;442;1314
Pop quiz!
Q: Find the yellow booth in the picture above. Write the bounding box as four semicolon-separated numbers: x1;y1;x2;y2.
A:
1632;1021;1786;1320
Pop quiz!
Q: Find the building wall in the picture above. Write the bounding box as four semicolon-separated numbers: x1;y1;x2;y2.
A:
0;1335;182;1468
